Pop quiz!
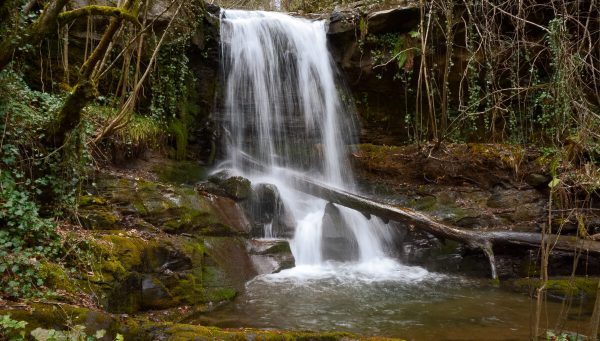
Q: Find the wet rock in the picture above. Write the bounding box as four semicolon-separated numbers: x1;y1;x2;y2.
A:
207;170;252;200
196;181;228;197
203;237;257;292
244;183;295;238
248;239;295;274
208;196;252;234
321;203;359;262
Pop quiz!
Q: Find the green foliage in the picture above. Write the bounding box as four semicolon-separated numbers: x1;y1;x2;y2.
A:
1;314;123;341
0;172;60;298
0;70;75;298
89;105;166;158
0;315;27;340
368;32;416;80
546;330;585;341
150;35;197;160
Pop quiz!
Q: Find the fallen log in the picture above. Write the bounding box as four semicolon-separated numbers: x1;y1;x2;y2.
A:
235;153;600;279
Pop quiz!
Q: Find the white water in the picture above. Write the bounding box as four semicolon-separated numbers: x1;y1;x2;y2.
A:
219;10;430;281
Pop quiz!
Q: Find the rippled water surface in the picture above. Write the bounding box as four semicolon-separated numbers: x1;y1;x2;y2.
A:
198;261;593;340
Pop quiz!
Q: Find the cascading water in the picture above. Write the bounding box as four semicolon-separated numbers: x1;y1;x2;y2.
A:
218;9;425;277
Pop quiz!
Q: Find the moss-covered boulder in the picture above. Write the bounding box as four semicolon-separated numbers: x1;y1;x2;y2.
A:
144;322;389;341
207;170;252;200
79;231;237;313
84;175;249;236
507;277;599;301
78;195;119;230
0;303;143;341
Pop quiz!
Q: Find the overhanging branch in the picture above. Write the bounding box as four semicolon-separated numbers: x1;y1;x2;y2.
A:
58;5;141;28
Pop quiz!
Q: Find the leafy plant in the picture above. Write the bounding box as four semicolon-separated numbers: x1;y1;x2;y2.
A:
0;315;28;340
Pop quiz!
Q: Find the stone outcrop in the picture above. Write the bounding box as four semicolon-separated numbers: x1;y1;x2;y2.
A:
53;157;294;316
327;3;421;144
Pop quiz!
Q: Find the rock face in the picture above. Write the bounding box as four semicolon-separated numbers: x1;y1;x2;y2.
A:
187;3;221;160
248;239;295;274
327;3;421;144
73;162;262;314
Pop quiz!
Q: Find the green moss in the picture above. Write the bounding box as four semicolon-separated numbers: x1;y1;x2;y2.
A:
467;143;525;170
100;234;145;270
259;242;292;255
150;322;391;341
512;277;599;298
78;195;108;207
178;238;205;265
408;196;437;211
205;287;237;302
170;270;206;305
168;119;188;161
152;161;207;185
39;262;76;294
0;303;145;340
79;208;119;230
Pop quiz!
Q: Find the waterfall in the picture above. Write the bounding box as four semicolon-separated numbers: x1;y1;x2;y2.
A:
219;10;397;268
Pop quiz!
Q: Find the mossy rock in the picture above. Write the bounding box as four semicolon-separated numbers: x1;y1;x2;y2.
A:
259;241;292;255
208;170;252;200
79;208;119;230
79;195;109;207
39;261;78;295
509;277;599;300
142;322;385;341
78;195;119;230
152;160;207;185
0;303;144;341
89;175;244;235
86;231;240;312
118;179;235;234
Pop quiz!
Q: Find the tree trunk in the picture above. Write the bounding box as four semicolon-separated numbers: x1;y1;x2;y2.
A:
46;80;97;146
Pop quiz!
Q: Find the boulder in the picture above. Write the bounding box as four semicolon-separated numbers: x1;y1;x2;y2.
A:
248;239;295;274
321;203;359;262
244;183;295;238
207;170;252;200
